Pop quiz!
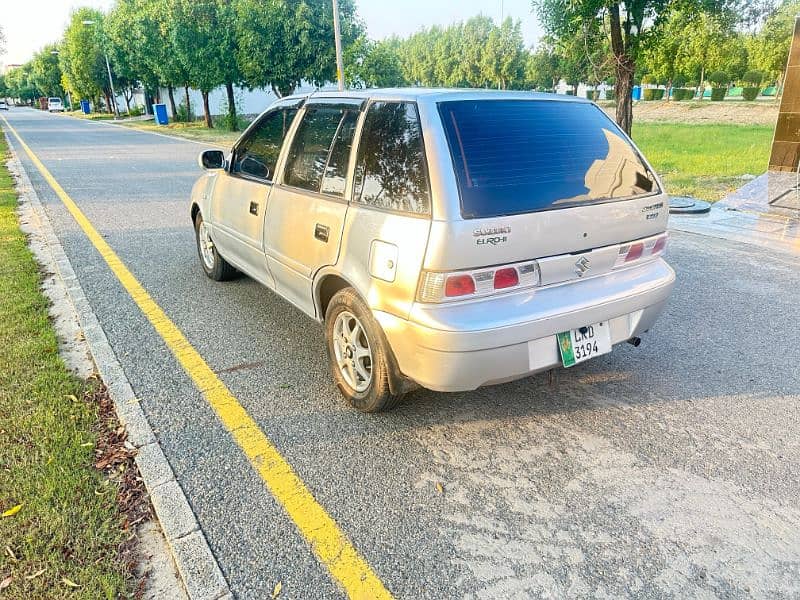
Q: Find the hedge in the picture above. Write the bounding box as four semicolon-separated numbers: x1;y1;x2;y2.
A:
605;90;615;100
742;87;759;101
642;88;665;101
710;87;727;101
585;90;599;100
671;88;693;101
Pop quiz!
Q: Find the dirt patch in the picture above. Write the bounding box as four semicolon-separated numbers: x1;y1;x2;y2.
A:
600;101;779;126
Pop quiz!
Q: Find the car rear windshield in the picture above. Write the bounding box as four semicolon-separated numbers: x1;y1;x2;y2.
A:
438;99;658;219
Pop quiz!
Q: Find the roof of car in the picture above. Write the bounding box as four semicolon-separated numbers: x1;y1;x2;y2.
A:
283;87;591;104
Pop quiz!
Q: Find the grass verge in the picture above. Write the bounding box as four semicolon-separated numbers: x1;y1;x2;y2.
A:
0;132;144;598
632;122;772;202
116;119;241;146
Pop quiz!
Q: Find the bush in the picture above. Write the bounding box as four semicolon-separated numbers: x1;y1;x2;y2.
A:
742;70;764;86
126;106;143;117
708;70;729;87
605;89;615;100
585;90;599;100
174;102;195;123
742;87;759;101
672;88;693;101
710;87;727;101
565;89;575;96
643;88;665;101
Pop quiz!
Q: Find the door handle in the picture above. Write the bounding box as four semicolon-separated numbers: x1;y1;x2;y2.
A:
249;201;259;215
314;223;330;243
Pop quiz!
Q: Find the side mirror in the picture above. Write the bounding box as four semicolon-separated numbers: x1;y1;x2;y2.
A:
199;149;226;170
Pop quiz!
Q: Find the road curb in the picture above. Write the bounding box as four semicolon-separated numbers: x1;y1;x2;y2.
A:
3;128;232;600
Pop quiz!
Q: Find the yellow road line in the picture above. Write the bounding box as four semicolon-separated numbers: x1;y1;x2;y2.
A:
1;115;393;600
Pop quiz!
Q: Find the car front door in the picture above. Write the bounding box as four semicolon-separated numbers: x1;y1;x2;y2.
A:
263;99;362;316
209;100;301;285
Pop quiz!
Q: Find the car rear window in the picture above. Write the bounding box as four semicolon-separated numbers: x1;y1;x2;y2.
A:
438;100;658;218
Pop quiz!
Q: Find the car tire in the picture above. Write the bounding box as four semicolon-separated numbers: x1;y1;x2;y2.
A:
194;212;236;281
324;288;405;412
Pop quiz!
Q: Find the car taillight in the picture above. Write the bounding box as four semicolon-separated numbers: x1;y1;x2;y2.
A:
418;260;539;303
493;268;519;289
625;242;644;262
651;236;667;254
445;274;476;297
615;234;667;268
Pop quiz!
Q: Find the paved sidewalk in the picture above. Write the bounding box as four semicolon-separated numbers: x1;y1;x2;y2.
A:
670;171;800;256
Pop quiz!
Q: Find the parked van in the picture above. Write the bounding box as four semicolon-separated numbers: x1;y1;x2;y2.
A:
48;97;64;112
189;89;675;412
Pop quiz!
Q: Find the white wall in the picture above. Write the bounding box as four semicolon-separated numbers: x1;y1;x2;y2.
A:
155;82;339;118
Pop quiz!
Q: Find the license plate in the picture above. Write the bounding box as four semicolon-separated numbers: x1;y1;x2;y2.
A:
557;322;611;367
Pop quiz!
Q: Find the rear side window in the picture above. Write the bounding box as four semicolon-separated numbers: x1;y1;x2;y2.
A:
438;100;658;218
353;102;430;215
233;107;298;181
284;106;358;196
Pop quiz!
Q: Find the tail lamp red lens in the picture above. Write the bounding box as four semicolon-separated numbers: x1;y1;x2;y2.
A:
493;267;519;289
445;274;476;297
624;242;644;262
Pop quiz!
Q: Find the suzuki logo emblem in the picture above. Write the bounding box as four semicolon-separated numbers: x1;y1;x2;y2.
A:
575;256;591;277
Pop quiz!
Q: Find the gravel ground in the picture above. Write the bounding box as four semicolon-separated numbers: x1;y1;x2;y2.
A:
4;108;799;599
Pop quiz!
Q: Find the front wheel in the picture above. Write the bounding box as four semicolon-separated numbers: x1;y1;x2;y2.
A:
324;288;405;412
194;213;236;281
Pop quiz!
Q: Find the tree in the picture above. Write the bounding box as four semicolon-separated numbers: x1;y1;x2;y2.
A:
533;0;741;134
235;0;363;97
481;18;526;89
60;8;108;109
346;38;406;88
747;0;800;89
30;45;65;98
525;45;560;90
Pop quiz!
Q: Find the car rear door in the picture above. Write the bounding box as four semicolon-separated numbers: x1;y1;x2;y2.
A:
263;98;362;316
208;100;301;285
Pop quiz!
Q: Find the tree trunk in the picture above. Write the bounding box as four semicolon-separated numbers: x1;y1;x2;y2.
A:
124;91;131;113
202;91;213;128
184;85;191;121
271;84;283;99
225;81;238;131
609;3;634;135
103;91;112;114
167;86;177;118
698;66;705;101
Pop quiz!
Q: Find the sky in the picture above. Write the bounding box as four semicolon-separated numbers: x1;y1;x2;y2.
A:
0;0;544;67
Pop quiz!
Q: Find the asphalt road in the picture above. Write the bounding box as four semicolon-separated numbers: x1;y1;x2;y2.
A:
5;108;800;599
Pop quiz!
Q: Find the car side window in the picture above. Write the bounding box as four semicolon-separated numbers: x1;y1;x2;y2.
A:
284;106;357;195
320;111;359;196
232;107;298;181
353;102;430;215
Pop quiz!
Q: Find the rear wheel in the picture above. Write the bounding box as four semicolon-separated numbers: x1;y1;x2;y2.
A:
324;288;405;412
194;213;236;281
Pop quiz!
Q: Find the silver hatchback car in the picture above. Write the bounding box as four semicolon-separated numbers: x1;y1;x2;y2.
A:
190;89;675;412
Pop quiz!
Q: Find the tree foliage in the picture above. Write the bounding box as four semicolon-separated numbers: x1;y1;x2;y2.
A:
60;8;108;103
747;0;800;83
236;0;362;97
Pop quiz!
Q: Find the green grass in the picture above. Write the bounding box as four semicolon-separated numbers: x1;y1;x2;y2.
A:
117;119;241;146
0;134;134;598
632;123;772;201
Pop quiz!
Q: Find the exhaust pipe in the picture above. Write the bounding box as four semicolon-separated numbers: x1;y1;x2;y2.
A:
627;337;642;347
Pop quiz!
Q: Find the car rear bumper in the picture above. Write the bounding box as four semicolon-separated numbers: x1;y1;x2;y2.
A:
374;258;675;392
